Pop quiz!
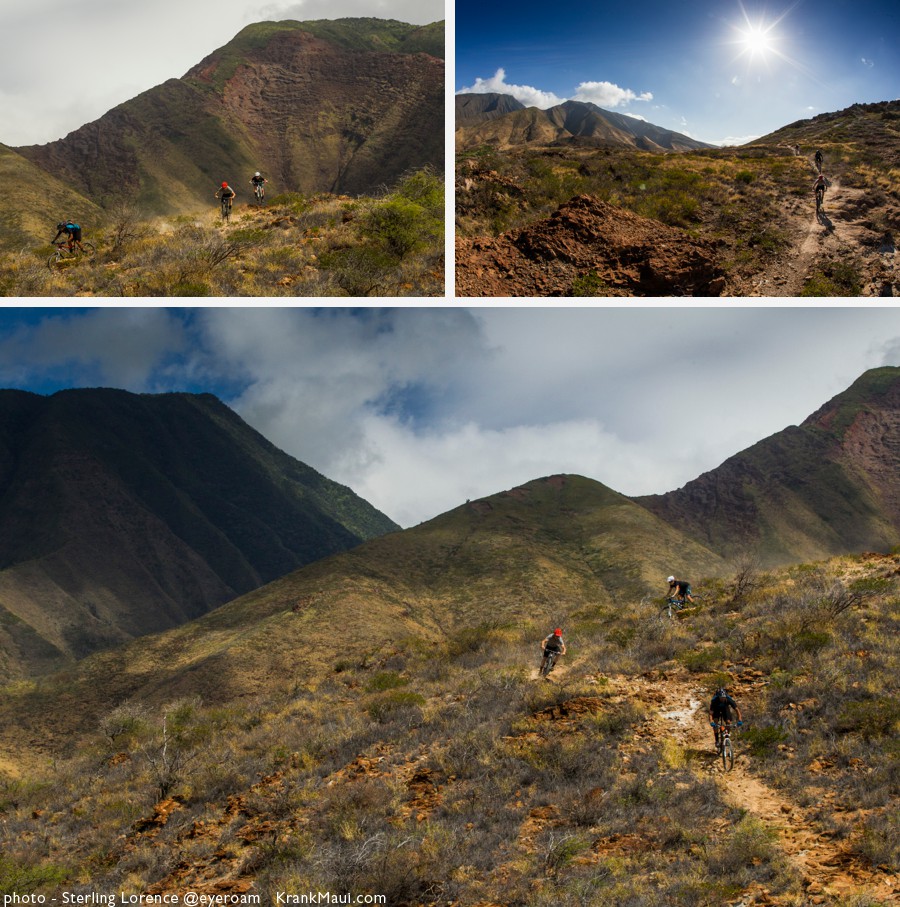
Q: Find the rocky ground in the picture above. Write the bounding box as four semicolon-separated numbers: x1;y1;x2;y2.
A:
455;139;900;298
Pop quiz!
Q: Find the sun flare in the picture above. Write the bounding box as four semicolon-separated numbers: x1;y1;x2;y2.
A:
739;24;775;59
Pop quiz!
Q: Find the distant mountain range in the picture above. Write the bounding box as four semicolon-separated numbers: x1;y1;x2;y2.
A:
8;18;443;226
0;389;398;679
456;92;712;152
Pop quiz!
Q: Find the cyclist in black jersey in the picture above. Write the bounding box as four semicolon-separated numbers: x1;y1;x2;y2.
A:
709;688;743;748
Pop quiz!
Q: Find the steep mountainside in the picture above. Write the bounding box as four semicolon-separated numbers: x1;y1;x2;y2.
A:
0;144;102;253
14;19;444;216
455;92;527;124
639;367;900;564
455;93;712;152
0;389;398;678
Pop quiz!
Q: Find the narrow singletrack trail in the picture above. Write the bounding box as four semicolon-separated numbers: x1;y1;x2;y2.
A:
745;159;898;297
620;673;899;905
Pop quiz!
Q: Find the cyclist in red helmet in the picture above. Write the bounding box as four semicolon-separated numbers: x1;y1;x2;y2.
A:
540;627;566;674
215;181;236;217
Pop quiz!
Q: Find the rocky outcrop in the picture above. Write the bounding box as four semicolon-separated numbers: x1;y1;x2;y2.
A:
456;194;726;297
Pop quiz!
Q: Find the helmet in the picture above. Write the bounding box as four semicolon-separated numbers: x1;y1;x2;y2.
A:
57;222;65;230
667;576;675;583
255;171;261;177
221;182;228;188
554;628;562;636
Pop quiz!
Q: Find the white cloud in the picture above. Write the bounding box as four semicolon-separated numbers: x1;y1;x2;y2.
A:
4;308;900;528
573;80;652;108
861;57;874;68
457;68;564;109
458;70;653;113
713;134;760;146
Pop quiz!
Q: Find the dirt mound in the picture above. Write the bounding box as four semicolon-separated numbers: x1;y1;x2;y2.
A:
456;194;726;296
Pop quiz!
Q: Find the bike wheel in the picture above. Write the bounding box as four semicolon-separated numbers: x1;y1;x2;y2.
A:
47;250;67;270
722;736;734;771
81;242;95;257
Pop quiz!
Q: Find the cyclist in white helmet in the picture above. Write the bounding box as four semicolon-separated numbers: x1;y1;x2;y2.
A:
667;575;694;605
250;170;268;204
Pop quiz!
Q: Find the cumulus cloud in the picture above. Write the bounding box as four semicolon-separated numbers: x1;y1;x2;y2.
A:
456;68;564;109
457;70;652;113
572;80;652;108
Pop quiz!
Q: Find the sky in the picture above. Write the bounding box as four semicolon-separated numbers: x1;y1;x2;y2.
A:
0;0;444;147
1;306;900;528
456;0;900;145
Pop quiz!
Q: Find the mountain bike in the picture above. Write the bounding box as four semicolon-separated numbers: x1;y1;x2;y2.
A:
715;722;734;771
47;241;95;270
253;183;265;205
815;187;825;217
539;649;561;677
220;196;233;222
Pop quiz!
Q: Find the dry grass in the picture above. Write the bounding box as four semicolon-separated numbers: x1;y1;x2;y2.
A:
0;169;443;298
0;552;896;903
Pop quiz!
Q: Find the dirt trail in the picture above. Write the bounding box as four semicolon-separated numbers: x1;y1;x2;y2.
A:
746;164;898;297
627;673;898;904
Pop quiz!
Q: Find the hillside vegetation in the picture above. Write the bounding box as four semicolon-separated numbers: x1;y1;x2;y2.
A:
0;169;443;297
0;551;896;905
14;19;444;217
0;388;400;680
456;100;900;297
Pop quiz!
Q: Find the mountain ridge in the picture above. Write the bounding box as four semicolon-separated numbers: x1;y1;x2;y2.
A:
0;388;398;679
455;91;712;152
12;18;444;217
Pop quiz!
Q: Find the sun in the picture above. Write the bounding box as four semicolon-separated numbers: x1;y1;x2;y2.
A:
739;23;776;60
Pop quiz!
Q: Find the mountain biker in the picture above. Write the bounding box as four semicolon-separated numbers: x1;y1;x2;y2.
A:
709;687;743;749
814;173;827;209
215;181;236;213
814;149;823;171
540;628;566;673
250;171;268;200
52;220;85;253
667;576;694;606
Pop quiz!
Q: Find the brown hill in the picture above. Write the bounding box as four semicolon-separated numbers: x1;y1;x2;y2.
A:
456;192;726;296
13;19;444;216
455;91;527;125
0;389;398;680
640;367;900;565
456;94;712;152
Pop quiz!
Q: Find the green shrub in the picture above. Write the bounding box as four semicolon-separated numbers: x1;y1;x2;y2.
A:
735;170;754;184
742;724;788;757
678;645;724;673
571;271;609;296
365;671;409;692
836;697;900;740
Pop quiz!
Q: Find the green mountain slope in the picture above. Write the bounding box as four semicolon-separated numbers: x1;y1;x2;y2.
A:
13;19;444;217
0;389;398;679
638;367;900;564
0;473;727;754
0;144;102;252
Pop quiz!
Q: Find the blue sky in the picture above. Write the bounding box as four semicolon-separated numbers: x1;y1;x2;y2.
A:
456;0;900;144
2;307;900;527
